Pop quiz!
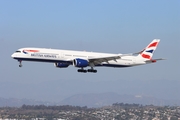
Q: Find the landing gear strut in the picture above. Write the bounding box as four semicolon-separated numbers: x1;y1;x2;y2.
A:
18;60;22;67
87;67;97;73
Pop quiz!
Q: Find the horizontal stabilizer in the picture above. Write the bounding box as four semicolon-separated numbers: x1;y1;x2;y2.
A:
145;58;165;63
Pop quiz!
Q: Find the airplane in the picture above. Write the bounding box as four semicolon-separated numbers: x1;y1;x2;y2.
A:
11;39;164;73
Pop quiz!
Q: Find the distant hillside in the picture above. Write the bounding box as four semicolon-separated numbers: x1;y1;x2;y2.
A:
1;92;180;107
60;92;180;107
0;97;54;107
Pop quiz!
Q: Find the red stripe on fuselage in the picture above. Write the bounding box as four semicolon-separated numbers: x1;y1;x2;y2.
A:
24;50;39;52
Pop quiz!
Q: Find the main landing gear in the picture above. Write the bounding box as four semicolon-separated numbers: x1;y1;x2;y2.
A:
18;60;22;67
77;67;97;73
87;69;97;73
77;69;87;73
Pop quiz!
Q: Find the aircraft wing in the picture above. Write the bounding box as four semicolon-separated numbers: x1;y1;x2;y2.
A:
88;55;121;65
65;55;122;65
88;53;134;65
66;53;135;66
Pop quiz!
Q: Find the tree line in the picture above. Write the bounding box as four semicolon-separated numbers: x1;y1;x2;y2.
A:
21;104;88;111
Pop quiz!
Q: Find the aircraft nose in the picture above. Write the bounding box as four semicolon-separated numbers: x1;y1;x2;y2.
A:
11;53;15;58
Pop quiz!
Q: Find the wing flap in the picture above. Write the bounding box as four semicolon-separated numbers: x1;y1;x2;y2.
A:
88;53;138;65
88;55;123;65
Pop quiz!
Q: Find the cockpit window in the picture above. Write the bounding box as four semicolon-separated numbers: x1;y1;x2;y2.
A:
15;51;21;53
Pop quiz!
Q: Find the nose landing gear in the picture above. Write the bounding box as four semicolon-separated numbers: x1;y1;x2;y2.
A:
18;60;22;67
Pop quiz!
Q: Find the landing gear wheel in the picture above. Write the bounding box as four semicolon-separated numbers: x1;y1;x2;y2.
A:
19;64;22;67
77;69;87;73
87;69;97;73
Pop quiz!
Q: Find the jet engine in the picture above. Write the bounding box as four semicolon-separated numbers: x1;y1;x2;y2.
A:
73;58;89;67
54;62;69;68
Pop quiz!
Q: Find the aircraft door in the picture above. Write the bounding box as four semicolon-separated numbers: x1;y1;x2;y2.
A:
132;57;136;64
61;52;64;58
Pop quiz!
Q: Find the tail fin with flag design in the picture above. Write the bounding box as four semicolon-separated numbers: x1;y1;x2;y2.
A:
137;39;160;60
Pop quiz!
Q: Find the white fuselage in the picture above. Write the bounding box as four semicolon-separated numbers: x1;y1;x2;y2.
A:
11;47;146;68
11;39;162;73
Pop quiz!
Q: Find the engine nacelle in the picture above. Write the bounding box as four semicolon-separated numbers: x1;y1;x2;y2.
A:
73;58;89;67
54;62;69;68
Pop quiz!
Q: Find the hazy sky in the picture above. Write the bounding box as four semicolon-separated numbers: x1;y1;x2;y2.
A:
0;0;180;102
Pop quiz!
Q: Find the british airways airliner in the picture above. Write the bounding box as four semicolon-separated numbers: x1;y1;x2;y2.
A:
11;39;164;73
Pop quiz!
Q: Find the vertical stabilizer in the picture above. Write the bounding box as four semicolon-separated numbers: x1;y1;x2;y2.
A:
137;39;160;60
